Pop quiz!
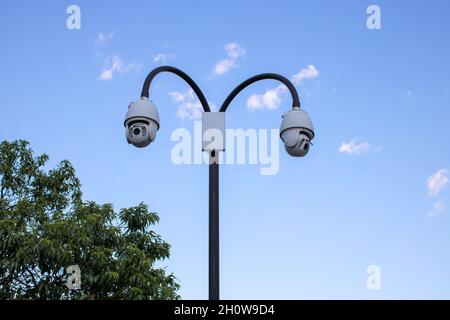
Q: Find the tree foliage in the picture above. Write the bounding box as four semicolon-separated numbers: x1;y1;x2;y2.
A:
0;140;179;299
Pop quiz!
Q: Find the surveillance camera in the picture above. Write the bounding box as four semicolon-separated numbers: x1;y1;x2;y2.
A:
280;129;313;157
124;98;160;148
280;108;314;157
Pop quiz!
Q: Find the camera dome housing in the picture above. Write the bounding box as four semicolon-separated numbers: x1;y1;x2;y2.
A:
124;98;160;148
280;108;314;157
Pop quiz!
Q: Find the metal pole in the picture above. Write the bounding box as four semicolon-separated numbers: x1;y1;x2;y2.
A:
209;151;220;300
139;67;303;301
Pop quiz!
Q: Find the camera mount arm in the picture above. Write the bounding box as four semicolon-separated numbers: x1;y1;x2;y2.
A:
219;73;301;112
141;66;211;113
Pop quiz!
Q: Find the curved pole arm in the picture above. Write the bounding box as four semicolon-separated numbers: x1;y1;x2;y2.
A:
219;73;300;112
141;66;211;112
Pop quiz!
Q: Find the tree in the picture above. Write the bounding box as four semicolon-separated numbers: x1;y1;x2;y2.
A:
0;140;179;299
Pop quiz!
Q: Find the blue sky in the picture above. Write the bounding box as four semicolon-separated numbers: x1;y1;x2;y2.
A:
1;0;450;299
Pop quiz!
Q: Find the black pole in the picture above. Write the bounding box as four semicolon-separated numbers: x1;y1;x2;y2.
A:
140;65;211;112
140;66;218;299
139;67;300;301
209;151;220;300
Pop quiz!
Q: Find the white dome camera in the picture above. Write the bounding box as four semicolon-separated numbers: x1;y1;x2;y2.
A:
280;108;314;157
124;97;160;148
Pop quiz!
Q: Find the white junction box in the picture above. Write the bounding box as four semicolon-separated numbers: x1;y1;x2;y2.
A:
202;112;225;151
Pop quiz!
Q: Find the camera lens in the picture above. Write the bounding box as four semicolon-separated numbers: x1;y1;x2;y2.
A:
133;127;141;135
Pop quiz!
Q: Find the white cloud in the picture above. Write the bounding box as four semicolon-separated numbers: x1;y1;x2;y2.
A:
339;138;372;155
98;55;140;81
247;85;287;111
95;32;140;81
169;90;192;103
427;199;446;218
406;90;415;102
246;65;319;111
212;42;246;76
95;31;114;48
153;53;174;64
292;64;319;85
169;89;216;120
427;169;449;197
